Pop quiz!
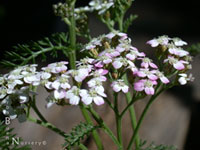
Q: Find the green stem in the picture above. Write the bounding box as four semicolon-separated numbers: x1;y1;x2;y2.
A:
127;85;164;150
31;102;47;123
114;93;123;148
122;74;140;148
79;144;88;150
87;106;121;149
28;116;67;138
80;104;104;150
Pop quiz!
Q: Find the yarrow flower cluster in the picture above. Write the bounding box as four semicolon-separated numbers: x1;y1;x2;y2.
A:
147;35;193;84
0;32;193;121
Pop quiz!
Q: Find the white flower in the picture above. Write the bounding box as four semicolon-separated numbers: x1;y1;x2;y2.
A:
43;61;68;74
68;68;89;82
0;86;7;99
111;80;129;93
52;74;71;90
172;38;187;46
80;88;106;105
54;89;66;99
178;73;194;85
66;86;85;105
147;35;170;47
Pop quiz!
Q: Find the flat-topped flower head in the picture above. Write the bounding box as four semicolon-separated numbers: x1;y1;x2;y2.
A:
111;80;129;93
147;35;170;47
178;73;194;85
136;68;158;80
172;38;187;46
164;56;188;70
140;57;158;69
134;79;157;95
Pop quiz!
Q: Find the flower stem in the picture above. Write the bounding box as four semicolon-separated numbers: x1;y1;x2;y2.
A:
114;93;123;148
68;0;76;69
28;116;67;138
79;144;88;150
87;106;122;149
80;103;104;150
127;84;164;150
122;74;140;148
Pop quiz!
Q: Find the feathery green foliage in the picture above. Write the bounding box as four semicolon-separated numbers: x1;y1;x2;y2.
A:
139;140;177;150
1;32;70;68
63;122;97;149
123;14;138;32
0;121;31;150
187;42;200;56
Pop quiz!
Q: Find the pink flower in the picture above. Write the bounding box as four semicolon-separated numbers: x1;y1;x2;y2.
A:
42;61;68;74
140;57;158;69
168;47;189;57
95;55;112;68
152;70;169;84
136;68;158;80
111;80;129;93
126;49;145;61
134;79;157;95
90;69;108;81
164;56;188;70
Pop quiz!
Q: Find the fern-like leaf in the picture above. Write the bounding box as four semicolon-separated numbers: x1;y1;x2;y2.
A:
1;32;71;68
187;42;200;56
63;122;97;149
123;14;138;32
0;121;31;150
139;140;177;150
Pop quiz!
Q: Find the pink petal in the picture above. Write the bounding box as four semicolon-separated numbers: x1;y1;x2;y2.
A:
95;62;103;68
137;71;146;77
122;86;129;93
148;74;158;80
113;61;123;69
150;63;158;69
82;97;93;105
141;62;149;68
113;84;121;92
134;81;144;91
160;76;170;84
94;96;104;105
126;54;135;60
145;87;154;95
174;62;185;70
147;40;159;47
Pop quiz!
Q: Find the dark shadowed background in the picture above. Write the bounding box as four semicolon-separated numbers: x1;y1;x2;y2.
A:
0;0;200;149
